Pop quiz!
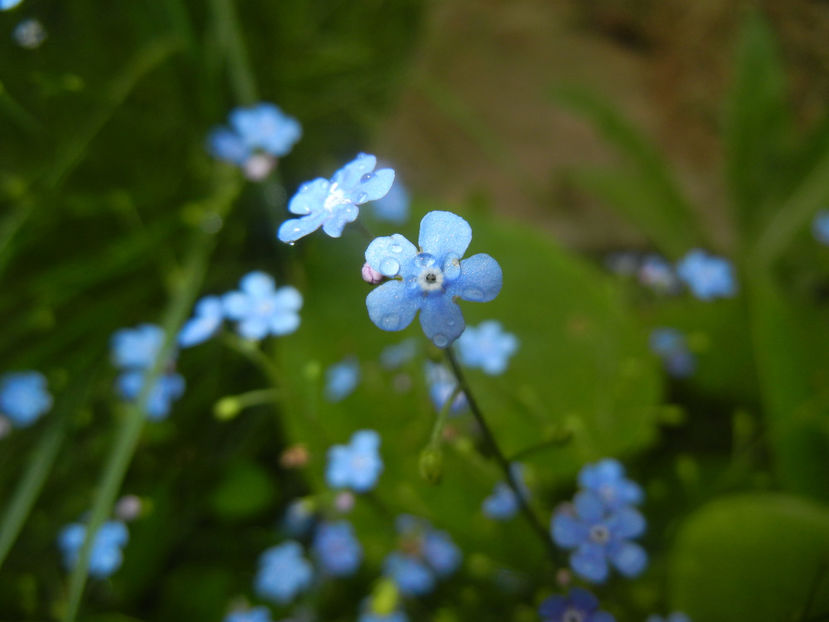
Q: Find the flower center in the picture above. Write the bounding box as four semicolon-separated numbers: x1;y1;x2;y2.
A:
562;608;585;622
323;183;349;212
589;524;611;544
416;267;444;293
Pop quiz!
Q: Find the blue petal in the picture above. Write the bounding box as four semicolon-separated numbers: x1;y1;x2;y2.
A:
239;317;270;341
449;253;502;302
269;311;300;335
418;211;472;259
346;168;395;204
538;596;567;620
278;212;325;243
207;127;249;165
551;511;587;548
241;272;275;297
571;542;609;583
326;447;351;488
287;178;330;215
274;286;303;311
352;429;380;451
593;613;617;622
607;507;646;539
568;587;599;612
365;234;418;276
574;490;605;523
222;291;249;320
332;153;376;190
419;296;465;348
366;280;420;332
321;203;359;238
608;541;647;577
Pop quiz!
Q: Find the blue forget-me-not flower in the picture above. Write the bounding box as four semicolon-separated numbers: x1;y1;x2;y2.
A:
578;458;643;511
372;178;410;224
116;370;185;420
814;210;829;245
384;515;461;595
456;320;519;375
179;296;224;347
539;587;616;622
359;610;409;622
552;490;647;583
365;211;502;348
255;540;313;604
13;18;46;48
0;371;52;427
111;324;165;369
223;607;274;622
646;613;691;622
278;153;395;243
326;429;383;492
223;271;302;341
676;249;736;300
313;520;363;576
649;328;695;378
0;0;23;10
383;553;435;596
325;357;360;402
57;520;129;579
425;362;468;415
379;338;418;370
482;464;529;521
638;254;679;293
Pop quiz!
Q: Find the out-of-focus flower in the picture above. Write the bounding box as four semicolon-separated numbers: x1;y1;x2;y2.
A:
255;541;313;604
111;324;165;369
326;430;383;492
456;320;518;375
313;520;363;576
425;362;467;415
0;371;52;427
325;358;360;402
364;211;502;347
179;296;224;347
222;271;302;341
116;370;185;420
371;179;410;224
676;249;736;300
813;210;829;245
13;18;46;48
0;0;24;10
638;254;679;293
283;499;315;538
383;514;461;595
649;328;695;378
278;153;394;243
482;464;529;521
114;495;143;521
383;552;434;596
379;338;418;370
539;587;616;622
646;614;692;622
578;458;643;511
224;606;274;622
57;520;129;579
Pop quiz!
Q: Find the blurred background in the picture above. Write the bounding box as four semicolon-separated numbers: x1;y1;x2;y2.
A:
1;1;828;621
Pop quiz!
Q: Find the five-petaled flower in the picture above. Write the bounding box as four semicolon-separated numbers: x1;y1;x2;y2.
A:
278;153;395;243
223;607;274;622
313;520;363;576
0;371;52;428
551;490;647;583
676;249;736;300
456;320;518;375
325;357;360;402
111;324;165;369
57;520;129;579
326;429;384;492
116;370;185;420
577;458;643;511
539;587;616;622
223;271;302;341
255;540;313;604
365;211;502;348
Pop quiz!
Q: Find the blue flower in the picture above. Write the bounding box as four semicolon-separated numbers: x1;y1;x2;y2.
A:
421;528;462;577
365;211;502;348
539;587;616;622
278;153;395;243
482;464;529;521
0;371;52;427
224;607;273;622
638;254;679;293
676;249;736;300
326;429;383;492
178;296;224;347
456;320;519;375
578;458;643;511
325;358;360;402
814;210;829;245
646;614;691;622
383;552;435;596
551;491;647;583
208;127;250;166
649;328;695;378
116;370;185;420
313;520;363;576
255;540;313;604
223;271;302;341
371;179;410;224
0;0;23;10
359;611;408;622
425;362;468;415
57;520;129;579
379;338;418;370
13;18;46;48
229;103;302;157
111;324;165;369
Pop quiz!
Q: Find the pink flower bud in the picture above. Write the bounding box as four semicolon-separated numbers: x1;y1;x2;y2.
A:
361;262;384;284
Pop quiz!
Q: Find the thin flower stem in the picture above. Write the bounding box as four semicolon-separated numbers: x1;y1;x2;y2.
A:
444;348;559;564
507;433;572;463
429;386;462;448
221;333;282;387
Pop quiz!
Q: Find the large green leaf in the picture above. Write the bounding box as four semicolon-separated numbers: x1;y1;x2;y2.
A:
669;493;829;621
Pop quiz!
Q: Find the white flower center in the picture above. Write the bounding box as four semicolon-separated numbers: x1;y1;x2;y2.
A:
416;267;444;292
563;608;585;622
589;524;611;544
323;183;349;212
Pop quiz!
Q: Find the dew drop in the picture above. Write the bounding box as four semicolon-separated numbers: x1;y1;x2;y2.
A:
447;319;456;327
463;287;483;300
361;172;374;183
357;192;368;203
380;258;400;275
390;244;402;253
433;334;449;348
381;314;400;330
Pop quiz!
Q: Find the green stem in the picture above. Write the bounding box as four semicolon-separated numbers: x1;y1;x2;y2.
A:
444;348;559;564
221;334;281;386
507;432;572;463
209;0;258;104
429;385;462;447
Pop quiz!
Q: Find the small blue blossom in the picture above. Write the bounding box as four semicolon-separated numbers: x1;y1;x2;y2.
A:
372;179;410;224
208;127;250;166
229;103;302;157
539;587;616;622
223;271;302;341
13;18;46;48
649;328;695;378
365;211;502;348
326;429;383;492
278;153;395;243
578;458;643;511
116;370;185;420
179;296;224;347
646;614;691;622
676;249;736;300
255;540;313;604
325;357;360;402
224;607;273;622
379;338;418;370
359;611;408;622
482;464;529;521
551;491;648;583
111;324;165;369
0;371;52;427
456;320;519;375
425;362;468;415
638;254;679;293
814;210;829;245
383;552;435;596
313;520;363;576
390;515;462;588
57;520;129;579
283;499;316;537
421;528;462;577
0;0;23;10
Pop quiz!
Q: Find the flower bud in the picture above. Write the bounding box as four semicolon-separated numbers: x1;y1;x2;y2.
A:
361;262;384;284
419;446;443;485
214;396;241;420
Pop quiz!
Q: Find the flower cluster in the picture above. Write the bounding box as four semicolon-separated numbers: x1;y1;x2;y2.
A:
551;458;646;583
649;328;695;378
383;515;461;596
0;370;52;429
110;324;185;420
326;429;384;493
57;520;129;579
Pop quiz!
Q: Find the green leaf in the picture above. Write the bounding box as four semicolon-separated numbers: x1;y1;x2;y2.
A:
669;493;829;621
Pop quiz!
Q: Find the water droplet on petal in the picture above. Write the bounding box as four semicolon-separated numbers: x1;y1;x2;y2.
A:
433;334;449;348
357;192;368;203
390;244;402;253
361;172;374;183
463;287;483;300
381;314;400;330
447;319;456;327
380;258;400;275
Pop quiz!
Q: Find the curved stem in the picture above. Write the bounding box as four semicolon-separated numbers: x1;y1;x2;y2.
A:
444;348;559;564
